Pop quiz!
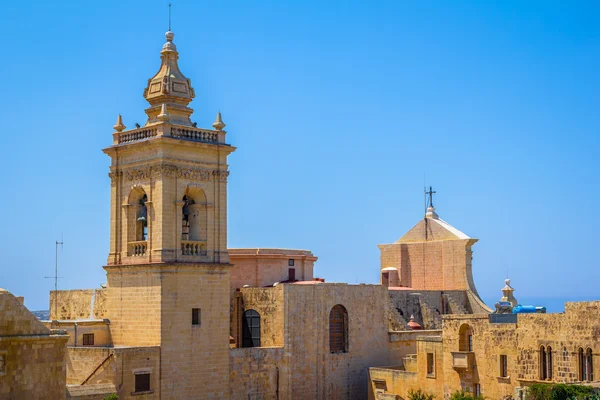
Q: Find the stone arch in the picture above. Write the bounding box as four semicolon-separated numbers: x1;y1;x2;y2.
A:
127;186;149;243
182;186;208;242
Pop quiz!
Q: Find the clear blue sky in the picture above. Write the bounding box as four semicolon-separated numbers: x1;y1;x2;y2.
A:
1;1;598;311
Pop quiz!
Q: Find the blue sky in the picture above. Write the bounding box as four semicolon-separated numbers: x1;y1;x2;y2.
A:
1;1;598;311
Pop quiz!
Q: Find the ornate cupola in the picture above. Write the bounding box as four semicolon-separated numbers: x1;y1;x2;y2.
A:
143;31;196;126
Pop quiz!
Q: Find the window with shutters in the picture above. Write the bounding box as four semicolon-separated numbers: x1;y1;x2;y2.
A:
242;310;260;348
329;304;348;353
82;333;94;346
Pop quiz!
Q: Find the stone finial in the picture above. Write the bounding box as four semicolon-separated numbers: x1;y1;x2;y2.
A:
157;103;170;122
113;114;126;132
213;111;226;131
425;205;439;219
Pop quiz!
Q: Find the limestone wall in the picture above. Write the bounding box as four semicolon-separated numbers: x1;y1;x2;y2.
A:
283;283;390;400
230;347;286;399
50;288;107;320
66;346;160;399
0;288;68;400
237;286;285;347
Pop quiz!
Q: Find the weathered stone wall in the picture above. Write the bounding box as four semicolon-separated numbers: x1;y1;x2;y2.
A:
230;347;286;399
283;283;390;400
369;337;445;400
67;346;160;399
237;286;285;347
50;288;107;320
44;321;112;347
159;265;231;400
0;288;68;400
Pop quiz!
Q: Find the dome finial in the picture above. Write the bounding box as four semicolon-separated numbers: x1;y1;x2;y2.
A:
213;111;226;131
113;114;126;132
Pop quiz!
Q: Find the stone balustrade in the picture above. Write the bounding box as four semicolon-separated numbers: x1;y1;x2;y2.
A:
117;127;158;144
181;240;207;256
171;127;218;143
128;241;147;256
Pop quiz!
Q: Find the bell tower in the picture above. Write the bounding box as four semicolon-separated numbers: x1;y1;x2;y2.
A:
102;31;235;398
104;30;234;266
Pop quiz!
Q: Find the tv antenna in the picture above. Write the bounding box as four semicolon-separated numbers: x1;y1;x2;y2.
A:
45;238;64;319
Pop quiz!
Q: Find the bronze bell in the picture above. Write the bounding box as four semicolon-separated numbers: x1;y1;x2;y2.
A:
137;205;147;224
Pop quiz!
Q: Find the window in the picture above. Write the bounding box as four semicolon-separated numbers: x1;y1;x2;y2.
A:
427;353;435;376
192;308;200;326
373;380;387;394
82;333;94;346
288;259;294;267
499;355;508;377
134;373;151;393
381;272;389;287
458;324;473;352
136;193;148;241
540;346;548;380
579;348;594;381
329;304;348;353
474;384;481;397
547;346;553;380
242;310;260;347
288;268;296;281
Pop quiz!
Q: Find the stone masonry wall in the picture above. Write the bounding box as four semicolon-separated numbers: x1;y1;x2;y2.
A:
50;288;107;320
230;347;286;399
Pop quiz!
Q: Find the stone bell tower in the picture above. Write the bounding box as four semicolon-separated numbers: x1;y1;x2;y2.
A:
103;30;235;398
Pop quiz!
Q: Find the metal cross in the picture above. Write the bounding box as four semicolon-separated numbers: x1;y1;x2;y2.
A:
425;186;436;208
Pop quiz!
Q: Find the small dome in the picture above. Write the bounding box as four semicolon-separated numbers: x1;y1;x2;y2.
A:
407;315;423;330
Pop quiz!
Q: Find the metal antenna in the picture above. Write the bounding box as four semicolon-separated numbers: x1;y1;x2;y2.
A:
45;239;64;319
168;3;172;31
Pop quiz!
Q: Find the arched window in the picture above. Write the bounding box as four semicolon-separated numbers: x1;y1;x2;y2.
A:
136;194;148;241
458;324;473;352
587;349;593;381
580;348;594;381
329;305;348;353
540;346;548;380
547;346;553;380
242;310;260;348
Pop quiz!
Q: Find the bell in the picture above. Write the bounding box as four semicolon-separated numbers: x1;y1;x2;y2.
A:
137;205;147;224
182;203;190;217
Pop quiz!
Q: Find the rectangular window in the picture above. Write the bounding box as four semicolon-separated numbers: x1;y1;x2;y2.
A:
474;384;480;397
427;353;435;376
288;259;294;266
468;335;473;351
192;308;200;326
288;268;296;281
134;373;151;393
500;354;508;377
82;333;94;346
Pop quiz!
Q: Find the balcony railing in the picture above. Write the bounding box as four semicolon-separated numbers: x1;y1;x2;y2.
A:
181;240;207;256
117;127;158;144
171;127;218;143
451;351;474;370
128;241;148;256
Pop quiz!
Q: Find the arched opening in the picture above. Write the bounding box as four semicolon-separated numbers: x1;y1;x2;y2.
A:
547;346;553;380
136;193;148;241
586;349;593;381
329;304;348;353
181;188;208;256
458;324;473;352
580;348;593;381
242;310;260;348
540;346;547;380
